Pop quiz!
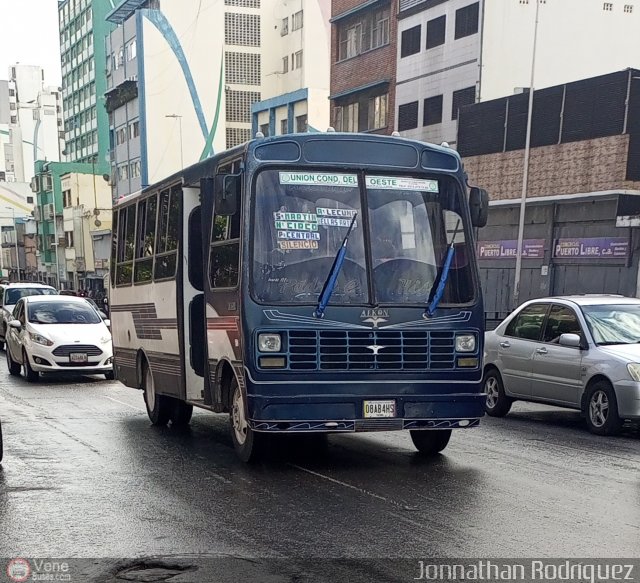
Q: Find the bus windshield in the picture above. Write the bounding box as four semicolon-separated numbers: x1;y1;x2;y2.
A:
252;169;474;306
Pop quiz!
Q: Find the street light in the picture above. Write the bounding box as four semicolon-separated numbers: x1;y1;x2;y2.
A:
165;114;184;169
513;0;542;309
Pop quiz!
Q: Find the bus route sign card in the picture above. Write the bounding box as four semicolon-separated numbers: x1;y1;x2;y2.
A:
363;400;396;418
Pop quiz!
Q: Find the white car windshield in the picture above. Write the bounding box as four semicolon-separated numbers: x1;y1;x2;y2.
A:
27;301;102;325
581;304;640;345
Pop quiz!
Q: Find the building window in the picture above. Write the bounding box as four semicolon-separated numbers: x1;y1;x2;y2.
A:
226;90;261;123
293;50;303;69
426;15;446;49
116;126;127;145
401;25;421;58
225;52;261;85
225;13;261;46
282;55;289;73
335;102;358;132
455;2;479;39
10;116;16;124
63;189;72;207
367;94;388;130
451;86;476;120
130;160;141;178
423;95;443;126
280;119;288;134
259;123;270;136
296;114;308;132
603;2;613;9
281;16;289;35
128;120;140;139
398;101;419;131
624;4;633;12
292;10;303;30
27;196;34;204
337;7;390;61
225;0;260;7
126;40;137;61
118;163;129;181
66;231;74;248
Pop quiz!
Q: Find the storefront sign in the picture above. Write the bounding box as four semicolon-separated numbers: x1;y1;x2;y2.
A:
553;237;629;259
477;239;545;260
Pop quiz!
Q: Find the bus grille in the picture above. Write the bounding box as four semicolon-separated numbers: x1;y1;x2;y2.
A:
287;330;455;371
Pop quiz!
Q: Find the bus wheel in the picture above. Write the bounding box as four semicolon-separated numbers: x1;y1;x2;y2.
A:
410;430;452;456
229;378;263;463
170;399;193;427
143;363;171;426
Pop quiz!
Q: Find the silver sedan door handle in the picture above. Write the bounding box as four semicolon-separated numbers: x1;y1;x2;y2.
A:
500;341;511;348
536;347;548;355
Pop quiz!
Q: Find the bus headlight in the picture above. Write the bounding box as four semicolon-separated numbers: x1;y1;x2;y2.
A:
455;334;476;353
258;333;282;352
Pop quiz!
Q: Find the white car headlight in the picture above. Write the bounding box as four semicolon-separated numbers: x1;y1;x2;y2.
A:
455;334;476;353
627;363;640;382
258;333;282;352
29;331;54;346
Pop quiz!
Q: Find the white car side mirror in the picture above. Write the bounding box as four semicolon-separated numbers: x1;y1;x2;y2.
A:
8;319;22;330
104;319;111;328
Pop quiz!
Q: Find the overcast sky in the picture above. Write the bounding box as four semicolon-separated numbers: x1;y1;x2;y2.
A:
0;0;62;86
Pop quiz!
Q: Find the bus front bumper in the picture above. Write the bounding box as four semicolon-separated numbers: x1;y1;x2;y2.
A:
246;392;485;433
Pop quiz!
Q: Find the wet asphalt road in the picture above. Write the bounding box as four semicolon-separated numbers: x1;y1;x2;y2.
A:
0;355;639;581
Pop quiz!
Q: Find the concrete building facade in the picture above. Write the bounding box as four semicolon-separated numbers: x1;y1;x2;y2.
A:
252;0;331;136
0;65;64;182
395;0;640;146
59;0;114;172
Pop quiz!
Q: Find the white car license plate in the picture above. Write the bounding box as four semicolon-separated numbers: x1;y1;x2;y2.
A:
69;353;88;363
363;400;396;418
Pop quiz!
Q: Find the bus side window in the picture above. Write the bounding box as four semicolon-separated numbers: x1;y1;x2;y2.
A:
116;204;135;286
154;186;181;280
110;210;119;287
134;194;157;284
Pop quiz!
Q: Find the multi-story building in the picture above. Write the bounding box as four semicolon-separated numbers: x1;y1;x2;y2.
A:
105;0;268;198
58;0;114;172
0;65;64;182
0;182;37;280
395;0;640;147
32;160;111;289
252;0;331;136
329;0;397;135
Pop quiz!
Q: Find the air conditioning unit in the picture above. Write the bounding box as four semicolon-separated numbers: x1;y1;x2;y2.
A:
35;250;41;257
33;207;42;221
44;203;54;220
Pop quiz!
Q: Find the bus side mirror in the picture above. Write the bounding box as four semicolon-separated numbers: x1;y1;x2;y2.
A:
214;173;240;216
469;187;489;228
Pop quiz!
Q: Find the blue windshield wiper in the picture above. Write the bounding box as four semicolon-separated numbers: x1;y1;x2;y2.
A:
314;213;358;319
425;219;461;318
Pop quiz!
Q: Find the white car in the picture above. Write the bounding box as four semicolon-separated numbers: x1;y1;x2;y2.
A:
5;295;113;382
483;295;640;435
0;282;57;350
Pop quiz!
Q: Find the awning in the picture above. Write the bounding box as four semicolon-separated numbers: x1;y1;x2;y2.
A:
106;0;147;24
330;0;387;23
330;79;390;101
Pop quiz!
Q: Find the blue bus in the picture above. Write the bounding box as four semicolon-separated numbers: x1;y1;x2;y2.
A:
109;132;489;462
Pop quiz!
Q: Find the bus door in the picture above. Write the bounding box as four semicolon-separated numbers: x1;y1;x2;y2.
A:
200;163;243;410
181;185;206;402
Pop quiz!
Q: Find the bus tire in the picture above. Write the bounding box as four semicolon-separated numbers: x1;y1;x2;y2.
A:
170;399;193;427
229;378;264;463
142;363;171;426
410;429;452;455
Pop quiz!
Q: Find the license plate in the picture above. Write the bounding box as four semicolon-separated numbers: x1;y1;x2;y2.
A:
363;400;396;418
69;353;88;363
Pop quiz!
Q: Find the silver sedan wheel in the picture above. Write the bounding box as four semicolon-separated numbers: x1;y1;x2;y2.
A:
232;385;248;446
485;376;499;409
589;390;609;428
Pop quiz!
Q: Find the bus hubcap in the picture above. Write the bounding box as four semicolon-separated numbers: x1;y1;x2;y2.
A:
589;390;609;428
232;387;248;445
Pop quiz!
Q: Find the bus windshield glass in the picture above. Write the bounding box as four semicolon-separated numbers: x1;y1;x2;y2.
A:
252;170;474;305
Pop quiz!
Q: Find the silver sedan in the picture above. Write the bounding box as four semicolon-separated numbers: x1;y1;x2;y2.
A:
483;295;640;435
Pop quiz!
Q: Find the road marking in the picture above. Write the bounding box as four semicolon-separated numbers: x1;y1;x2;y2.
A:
103;395;146;412
289;464;388;502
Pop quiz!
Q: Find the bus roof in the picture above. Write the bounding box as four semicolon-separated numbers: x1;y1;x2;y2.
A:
115;133;461;207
